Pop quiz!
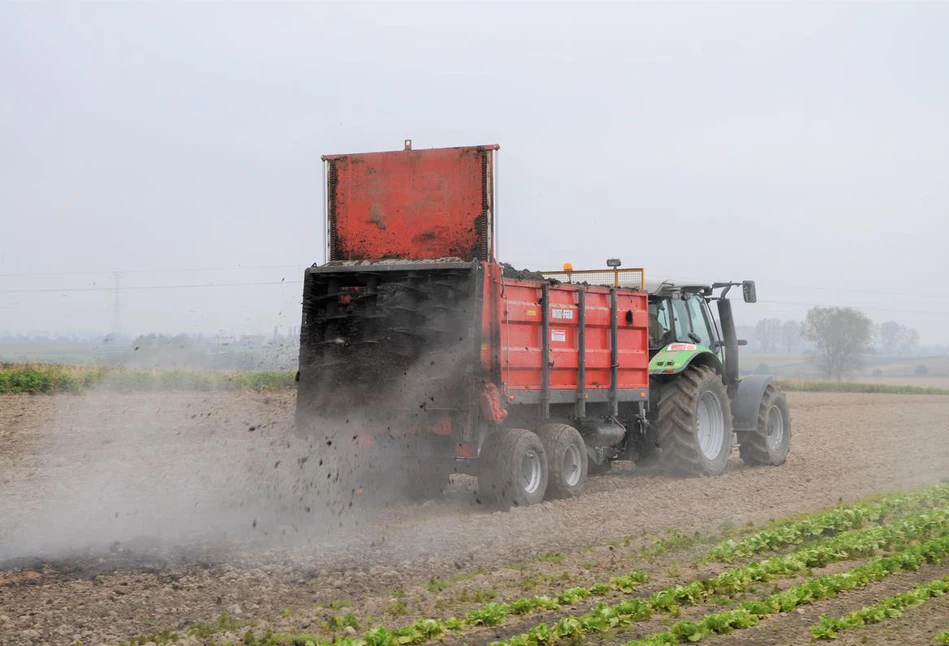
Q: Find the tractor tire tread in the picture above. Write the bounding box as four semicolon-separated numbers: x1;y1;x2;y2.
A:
739;384;791;466
656;364;731;476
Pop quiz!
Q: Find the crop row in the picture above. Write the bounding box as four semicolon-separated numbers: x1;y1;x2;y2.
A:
488;508;949;646
937;630;949;645
308;505;949;646
625;533;949;645
810;575;949;640
707;483;949;563
313;570;649;646
117;488;949;646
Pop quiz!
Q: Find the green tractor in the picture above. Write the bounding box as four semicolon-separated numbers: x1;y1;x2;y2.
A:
617;279;791;476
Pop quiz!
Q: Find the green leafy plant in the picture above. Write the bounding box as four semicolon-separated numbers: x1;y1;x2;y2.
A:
493;510;949;646
810;576;949;640
386;600;408;617
707;483;949;563
325;613;360;632
466;603;510;627
424;576;453;593
625;534;949;645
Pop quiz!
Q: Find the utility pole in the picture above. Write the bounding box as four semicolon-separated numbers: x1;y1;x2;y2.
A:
111;271;121;339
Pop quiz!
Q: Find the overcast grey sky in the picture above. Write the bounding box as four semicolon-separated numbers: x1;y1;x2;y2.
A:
2;1;948;340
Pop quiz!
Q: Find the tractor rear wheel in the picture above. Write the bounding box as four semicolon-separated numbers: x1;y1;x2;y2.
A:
739;384;791;466
478;428;548;508
657;365;732;476
538;424;587;498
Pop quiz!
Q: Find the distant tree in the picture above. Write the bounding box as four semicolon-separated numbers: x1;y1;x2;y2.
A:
754;318;783;354
781;320;802;354
802;307;875;380
878;321;920;355
899;327;920;355
736;325;757;348
915;364;929;376
879;321;901;354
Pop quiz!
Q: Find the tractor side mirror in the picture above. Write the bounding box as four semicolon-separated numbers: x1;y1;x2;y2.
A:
742;281;757;303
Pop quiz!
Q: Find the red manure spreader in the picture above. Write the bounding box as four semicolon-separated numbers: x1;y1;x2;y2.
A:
295;141;790;508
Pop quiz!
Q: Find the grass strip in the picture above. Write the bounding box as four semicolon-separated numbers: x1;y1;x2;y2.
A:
486;508;949;646
936;630;949;644
810;575;949;640
775;379;949;396
0;362;294;394
708;483;949;563
625;533;949;645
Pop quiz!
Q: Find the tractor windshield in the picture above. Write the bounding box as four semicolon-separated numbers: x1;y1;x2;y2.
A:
649;293;715;350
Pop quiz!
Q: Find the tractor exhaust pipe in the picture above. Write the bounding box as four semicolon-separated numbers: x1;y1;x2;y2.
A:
717;298;740;390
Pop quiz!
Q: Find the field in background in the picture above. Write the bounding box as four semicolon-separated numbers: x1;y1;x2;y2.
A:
743;352;949;380
0;342;127;365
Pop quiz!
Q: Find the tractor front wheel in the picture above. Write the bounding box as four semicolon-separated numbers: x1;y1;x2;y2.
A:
739;385;791;466
657;365;733;476
478;428;548;508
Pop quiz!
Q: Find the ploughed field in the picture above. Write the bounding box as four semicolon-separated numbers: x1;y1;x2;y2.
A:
1;391;949;645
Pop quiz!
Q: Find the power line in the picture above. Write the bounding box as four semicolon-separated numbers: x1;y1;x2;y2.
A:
0;264;304;278
660;276;949;302
0;280;303;295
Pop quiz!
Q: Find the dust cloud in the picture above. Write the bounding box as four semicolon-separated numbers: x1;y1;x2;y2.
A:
0;358;476;569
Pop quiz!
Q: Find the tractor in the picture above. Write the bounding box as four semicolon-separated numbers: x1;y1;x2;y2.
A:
572;275;792;478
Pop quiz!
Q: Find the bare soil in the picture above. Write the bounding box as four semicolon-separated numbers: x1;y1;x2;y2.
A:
1;391;949;645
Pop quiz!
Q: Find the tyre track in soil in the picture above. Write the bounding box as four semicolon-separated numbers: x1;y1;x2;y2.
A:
0;391;948;645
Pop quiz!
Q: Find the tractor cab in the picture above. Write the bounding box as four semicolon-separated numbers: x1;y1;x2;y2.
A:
645;280;718;359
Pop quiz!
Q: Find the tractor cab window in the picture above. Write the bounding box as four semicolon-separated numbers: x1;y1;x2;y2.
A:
648;299;673;348
670;295;713;347
670;299;693;343
685;295;713;347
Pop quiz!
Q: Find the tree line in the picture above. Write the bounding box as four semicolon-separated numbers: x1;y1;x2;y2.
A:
744;308;922;380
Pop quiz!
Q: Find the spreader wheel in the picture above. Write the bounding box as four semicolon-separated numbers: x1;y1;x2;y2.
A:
478;428;548;508
537;423;588;499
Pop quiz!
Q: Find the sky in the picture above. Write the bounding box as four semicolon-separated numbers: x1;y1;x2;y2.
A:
1;1;948;341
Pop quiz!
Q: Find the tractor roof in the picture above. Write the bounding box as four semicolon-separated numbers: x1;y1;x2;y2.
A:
645;279;712;297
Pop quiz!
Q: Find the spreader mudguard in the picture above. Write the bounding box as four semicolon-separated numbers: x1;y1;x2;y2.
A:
730;374;773;431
